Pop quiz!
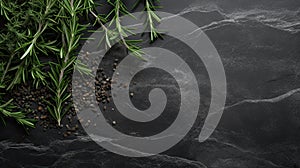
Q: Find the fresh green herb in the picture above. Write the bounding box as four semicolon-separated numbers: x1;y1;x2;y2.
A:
0;62;34;127
144;0;162;42
0;0;162;127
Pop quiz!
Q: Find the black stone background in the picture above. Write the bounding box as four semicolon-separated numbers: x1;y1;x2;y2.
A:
1;0;300;167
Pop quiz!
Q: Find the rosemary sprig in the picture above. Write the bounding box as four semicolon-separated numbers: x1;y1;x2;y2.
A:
0;62;34;127
0;99;35;128
133;0;162;42
144;0;162;42
47;0;86;126
107;0;144;58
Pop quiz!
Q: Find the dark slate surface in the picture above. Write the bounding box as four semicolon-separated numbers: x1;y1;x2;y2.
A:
1;0;300;167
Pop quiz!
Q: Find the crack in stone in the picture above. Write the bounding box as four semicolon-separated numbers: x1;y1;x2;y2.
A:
0;137;208;168
204;138;284;168
225;88;300;109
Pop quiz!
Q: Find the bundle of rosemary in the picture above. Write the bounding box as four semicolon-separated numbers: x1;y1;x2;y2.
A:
0;0;161;127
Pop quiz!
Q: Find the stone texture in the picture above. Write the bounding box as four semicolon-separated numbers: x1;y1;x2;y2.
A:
1;0;300;167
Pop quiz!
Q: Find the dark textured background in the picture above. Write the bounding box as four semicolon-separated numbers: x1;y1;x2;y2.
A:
1;0;300;167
